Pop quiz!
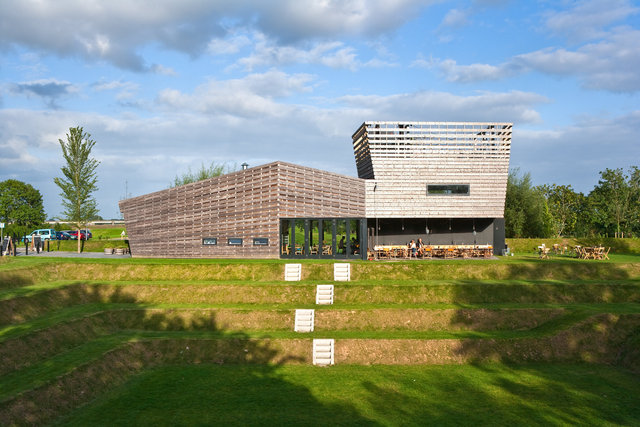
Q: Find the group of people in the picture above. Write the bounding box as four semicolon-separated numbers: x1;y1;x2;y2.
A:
407;238;426;257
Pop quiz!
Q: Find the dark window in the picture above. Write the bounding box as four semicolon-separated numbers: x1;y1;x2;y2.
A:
427;184;470;195
202;238;217;245
228;238;243;246
253;237;268;246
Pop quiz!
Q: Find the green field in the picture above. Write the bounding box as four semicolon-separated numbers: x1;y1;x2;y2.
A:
60;363;640;426
0;256;639;425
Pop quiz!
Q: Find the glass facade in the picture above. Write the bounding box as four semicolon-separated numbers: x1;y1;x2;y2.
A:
280;218;366;259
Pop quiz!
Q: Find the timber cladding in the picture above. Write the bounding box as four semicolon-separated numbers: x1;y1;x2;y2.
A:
354;121;512;218
119;162;365;258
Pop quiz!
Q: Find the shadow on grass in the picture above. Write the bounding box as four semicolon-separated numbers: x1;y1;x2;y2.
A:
359;363;640;426
0;283;374;427
61;365;376;426
0;283;138;327
447;259;640;373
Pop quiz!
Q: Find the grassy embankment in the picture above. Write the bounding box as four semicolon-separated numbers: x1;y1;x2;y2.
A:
506;237;640;255
0;256;638;425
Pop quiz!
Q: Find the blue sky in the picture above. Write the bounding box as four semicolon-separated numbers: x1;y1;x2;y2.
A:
1;0;639;219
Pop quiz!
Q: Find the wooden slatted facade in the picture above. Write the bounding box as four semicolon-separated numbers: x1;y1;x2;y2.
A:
353;121;512;218
119;162;365;258
121;121;511;258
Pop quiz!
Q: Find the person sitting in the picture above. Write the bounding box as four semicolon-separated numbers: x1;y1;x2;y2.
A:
416;238;424;257
409;239;417;258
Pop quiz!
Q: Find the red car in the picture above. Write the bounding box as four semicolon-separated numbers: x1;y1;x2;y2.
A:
64;230;91;240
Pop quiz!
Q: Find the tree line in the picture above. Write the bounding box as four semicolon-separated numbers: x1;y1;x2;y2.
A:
2;144;638;242
505;167;640;238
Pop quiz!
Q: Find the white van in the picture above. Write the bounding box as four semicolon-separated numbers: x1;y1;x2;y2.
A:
25;228;57;242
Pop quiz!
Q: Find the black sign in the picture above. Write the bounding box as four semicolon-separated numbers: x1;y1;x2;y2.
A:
253;237;268;246
202;238;217;246
228;238;243;246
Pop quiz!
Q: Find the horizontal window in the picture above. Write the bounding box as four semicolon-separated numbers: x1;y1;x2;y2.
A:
228;238;243;246
253;237;269;246
427;184;470;195
202;238;217;246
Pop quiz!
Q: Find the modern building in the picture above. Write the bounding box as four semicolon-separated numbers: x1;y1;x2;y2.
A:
354;121;511;251
119;121;511;259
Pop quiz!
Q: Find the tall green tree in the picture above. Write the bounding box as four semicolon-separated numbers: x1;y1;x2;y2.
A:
0;179;46;238
504;169;551;238
629;166;640;235
54;126;100;253
589;168;636;237
540;184;582;237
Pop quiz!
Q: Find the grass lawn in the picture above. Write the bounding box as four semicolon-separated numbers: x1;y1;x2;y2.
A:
59;363;640;426
89;227;127;240
1;255;638;425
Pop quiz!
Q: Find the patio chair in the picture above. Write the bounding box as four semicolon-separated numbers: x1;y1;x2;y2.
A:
423;247;432;259
445;247;455;259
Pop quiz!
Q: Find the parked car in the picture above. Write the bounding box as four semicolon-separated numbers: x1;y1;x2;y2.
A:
66;230;92;240
56;231;72;240
24;228;57;242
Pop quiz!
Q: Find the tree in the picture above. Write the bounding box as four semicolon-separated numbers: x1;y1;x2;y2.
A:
54;126;100;253
170;162;237;188
629;166;640;235
589;168;636;237
0;179;46;239
504;169;551;238
540;184;582;237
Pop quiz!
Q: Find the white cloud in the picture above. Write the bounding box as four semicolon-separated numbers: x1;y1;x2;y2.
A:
150;64;177;76
207;34;251;55
338;90;548;123
516;28;640;92
254;0;436;41
156;70;314;117
430;27;640;92
440;8;470;28
0;0;436;71
92;80;139;92
513;110;640;192
544;0;638;42
236;34;360;71
1;83;550;217
434;59;520;82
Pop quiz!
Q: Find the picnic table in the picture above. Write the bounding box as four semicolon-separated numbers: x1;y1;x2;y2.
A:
575;246;610;260
538;245;550;259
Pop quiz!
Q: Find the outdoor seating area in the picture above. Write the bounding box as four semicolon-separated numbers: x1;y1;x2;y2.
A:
371;244;493;260
537;243;610;260
574;245;610;260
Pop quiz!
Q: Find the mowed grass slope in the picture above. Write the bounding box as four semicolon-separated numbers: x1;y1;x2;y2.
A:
62;364;640;426
0;256;639;425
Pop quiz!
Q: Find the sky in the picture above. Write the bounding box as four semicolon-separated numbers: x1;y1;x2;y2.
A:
1;0;639;220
